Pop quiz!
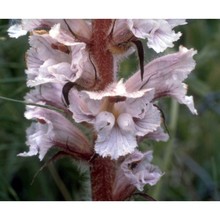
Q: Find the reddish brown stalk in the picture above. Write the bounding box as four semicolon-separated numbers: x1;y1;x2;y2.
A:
90;19;114;90
89;20;117;201
90;156;116;201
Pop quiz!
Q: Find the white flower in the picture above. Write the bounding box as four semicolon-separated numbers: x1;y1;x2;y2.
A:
126;46;198;115
69;80;161;159
127;19;186;53
112;150;163;200
19;83;92;160
8;19;92;41
26;34;95;88
7;24;27;38
19;107;91;160
122;150;163;190
11;19;197;199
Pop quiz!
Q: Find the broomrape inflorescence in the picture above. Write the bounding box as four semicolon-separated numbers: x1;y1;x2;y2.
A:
8;19;197;201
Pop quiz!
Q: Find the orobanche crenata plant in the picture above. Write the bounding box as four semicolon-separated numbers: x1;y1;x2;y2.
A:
8;19;197;201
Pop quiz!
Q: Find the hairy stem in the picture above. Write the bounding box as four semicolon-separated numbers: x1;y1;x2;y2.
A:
90;19;114;90
89;20;118;201
90;156;116;201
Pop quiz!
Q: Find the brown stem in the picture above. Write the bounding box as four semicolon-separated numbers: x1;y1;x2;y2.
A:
89;20;117;201
90;19;114;90
90;156;116;201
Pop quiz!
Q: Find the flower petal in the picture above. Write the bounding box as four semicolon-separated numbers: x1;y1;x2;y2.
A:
121;150;163;191
48;62;77;82
124;98;161;136
127;19;156;39
147;20;182;53
127;19;186;53
7;24;27;38
117;113;136;133
28;34;69;63
95;126;137;160
18;122;53;160
126;46;197;114
69;43;97;89
49;21;91;44
58;19;92;41
69;90;98;123
84;79;153;100
22;19;60;32
145;127;169;142
26;33;94;88
26;34;71;86
111;19;133;44
49;23;76;46
94;111;115;140
134;104;161;136
21;107;91;160
25;83;66;111
94;112;137;159
113;150;163;199
166;19;187;28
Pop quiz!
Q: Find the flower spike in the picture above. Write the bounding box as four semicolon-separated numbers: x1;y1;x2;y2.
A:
9;19;196;201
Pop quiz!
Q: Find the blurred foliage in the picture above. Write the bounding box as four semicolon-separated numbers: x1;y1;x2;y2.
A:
0;19;220;201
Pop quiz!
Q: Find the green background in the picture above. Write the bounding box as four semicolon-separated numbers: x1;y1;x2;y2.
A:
0;19;220;201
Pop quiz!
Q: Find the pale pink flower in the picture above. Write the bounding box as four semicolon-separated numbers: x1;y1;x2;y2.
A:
113;150;163;200
69;80;161;159
112;19;186;53
7;23;27;38
26;33;95;89
18;83;92;161
126;46;198;115
145;127;169;142
14;20;196;162
19;106;92;161
24;83;66;110
9;19;197;200
9;19;185;53
8;19;92;41
68;46;197;159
